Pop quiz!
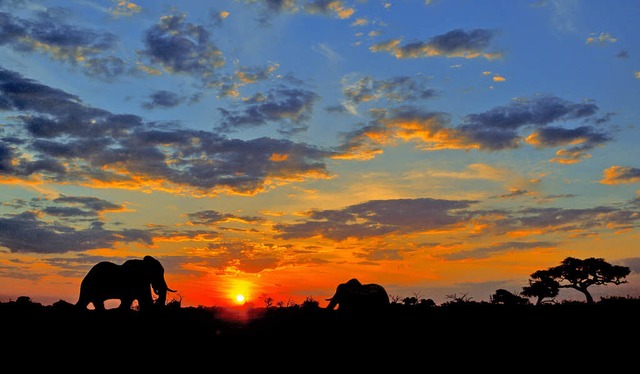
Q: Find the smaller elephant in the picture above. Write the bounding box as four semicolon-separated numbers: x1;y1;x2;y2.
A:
326;278;390;312
76;255;176;311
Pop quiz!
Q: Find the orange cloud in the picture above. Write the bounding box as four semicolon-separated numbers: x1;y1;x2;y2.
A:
386;116;477;151
549;148;592;164
329;1;355;19
110;1;142;17
601;166;640;185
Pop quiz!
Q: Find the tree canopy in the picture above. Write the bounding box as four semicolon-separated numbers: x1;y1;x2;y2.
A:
522;257;630;304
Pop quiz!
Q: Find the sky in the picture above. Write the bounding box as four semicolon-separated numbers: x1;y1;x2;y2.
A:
1;0;639;309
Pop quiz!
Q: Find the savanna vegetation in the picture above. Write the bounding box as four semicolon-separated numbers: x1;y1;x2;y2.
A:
3;256;637;361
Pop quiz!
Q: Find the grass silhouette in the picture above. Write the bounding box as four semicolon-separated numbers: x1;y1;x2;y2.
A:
4;295;639;363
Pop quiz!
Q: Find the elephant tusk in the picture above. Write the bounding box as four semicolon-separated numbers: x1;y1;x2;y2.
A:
167;288;177;292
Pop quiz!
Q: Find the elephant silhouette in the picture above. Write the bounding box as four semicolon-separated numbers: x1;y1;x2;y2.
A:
76;255;176;311
326;278;390;312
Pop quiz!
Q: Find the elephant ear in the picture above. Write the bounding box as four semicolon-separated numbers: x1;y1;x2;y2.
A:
142;256;162;279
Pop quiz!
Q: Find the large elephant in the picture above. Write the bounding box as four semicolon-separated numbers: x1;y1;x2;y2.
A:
76;255;176;311
326;278;390;312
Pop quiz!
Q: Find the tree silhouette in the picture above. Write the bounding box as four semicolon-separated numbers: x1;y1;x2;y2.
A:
402;296;418;306
521;272;559;305
524;257;630;304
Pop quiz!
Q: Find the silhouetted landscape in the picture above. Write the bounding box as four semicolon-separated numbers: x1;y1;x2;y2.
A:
4;295;639;362
2;5;639;370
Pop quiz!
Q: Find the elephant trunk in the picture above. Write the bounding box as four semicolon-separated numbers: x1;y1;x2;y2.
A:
326;297;337;310
155;290;167;306
152;279;176;306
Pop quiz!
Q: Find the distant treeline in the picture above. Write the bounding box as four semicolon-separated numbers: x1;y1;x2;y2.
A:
3;295;639;362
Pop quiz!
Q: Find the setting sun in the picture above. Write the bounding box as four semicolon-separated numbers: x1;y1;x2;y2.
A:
235;294;245;304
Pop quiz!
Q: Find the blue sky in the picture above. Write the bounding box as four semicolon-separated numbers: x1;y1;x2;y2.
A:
1;0;639;307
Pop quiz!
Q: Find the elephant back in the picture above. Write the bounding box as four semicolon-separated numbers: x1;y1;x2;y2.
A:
327;278;390;313
121;258;148;283
84;261;124;283
363;283;390;303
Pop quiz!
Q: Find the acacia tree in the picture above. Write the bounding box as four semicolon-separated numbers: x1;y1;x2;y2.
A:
521;271;559;306
524;257;630;304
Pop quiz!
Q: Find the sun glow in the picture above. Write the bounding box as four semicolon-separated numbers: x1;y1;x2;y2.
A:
226;278;253;307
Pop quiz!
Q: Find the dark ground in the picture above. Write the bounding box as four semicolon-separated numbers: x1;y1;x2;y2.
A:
3;297;638;368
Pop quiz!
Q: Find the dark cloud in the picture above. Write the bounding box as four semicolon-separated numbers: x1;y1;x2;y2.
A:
490;189;530;199
273;196;640;258
0;68;143;139
334;95;613;162
0;10;121;78
241;0;299;25
235;63;279;84
442;241;557;260
82;56;127;79
0;142;14;172
616;50;630;58
15;157;67;177
42;206;97;217
0;211;152;253
142;90;185;109
0;202;239;254
140;12;225;77
324;104;350;114
464;96;598;130
216;85;319;135
32;138;113;159
343;75;436;105
52;195;124;213
0;191;242;254
274;198;476;241
186;210;263;225
371;28;499;59
528;125;611;163
529;125;610;147
258;0;298;14
491;206;640;235
0;67;334;195
1;194;122;227
0;67;84;116
459;96;611;158
429;29;495;55
303;0;354;19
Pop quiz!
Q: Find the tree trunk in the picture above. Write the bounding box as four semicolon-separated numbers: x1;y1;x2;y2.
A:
583;289;594;304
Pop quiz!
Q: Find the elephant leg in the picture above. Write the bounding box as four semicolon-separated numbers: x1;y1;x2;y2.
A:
118;298;133;310
75;299;89;310
137;292;153;310
93;300;106;311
